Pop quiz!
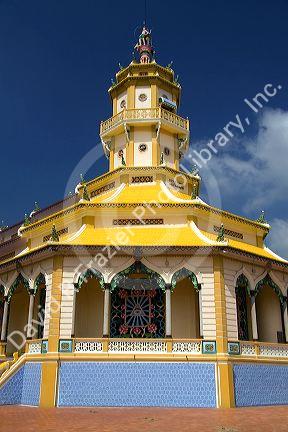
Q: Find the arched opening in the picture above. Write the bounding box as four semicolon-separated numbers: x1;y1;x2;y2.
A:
235;274;252;341
6;274;30;355
33;274;47;339
74;269;104;338
171;269;201;338
110;261;166;338
255;275;284;343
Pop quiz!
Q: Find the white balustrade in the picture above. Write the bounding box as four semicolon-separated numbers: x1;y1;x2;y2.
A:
240;342;257;356
74;341;103;353
259;344;288;358
108;340;167;353
172;341;202;354
28;342;42;354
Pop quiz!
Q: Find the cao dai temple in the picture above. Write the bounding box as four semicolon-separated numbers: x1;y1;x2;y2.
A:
0;26;288;409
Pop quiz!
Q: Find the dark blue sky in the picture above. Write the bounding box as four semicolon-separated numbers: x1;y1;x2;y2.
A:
0;0;287;235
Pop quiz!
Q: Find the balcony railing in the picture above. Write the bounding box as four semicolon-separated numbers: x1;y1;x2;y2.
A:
72;338;204;355
100;108;189;136
232;340;288;358
24;338;288;359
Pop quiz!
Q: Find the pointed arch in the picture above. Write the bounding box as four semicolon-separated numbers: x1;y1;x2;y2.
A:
74;268;105;292
255;273;284;304
110;261;166;292
236;274;251;297
7;273;31;303
33;273;47;294
234;267;254;293
171;268;200;292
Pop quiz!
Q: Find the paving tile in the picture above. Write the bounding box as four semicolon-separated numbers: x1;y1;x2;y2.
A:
1;406;288;432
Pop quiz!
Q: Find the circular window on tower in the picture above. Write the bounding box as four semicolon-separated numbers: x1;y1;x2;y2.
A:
138;93;148;102
139;143;147;152
120;99;126;109
164;147;170;156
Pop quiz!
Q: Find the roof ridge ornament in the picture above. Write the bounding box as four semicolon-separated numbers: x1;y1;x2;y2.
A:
216;223;225;242
256;210;267;224
134;25;154;64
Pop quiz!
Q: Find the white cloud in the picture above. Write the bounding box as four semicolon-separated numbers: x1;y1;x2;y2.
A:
188;108;288;259
267;218;288;260
211;108;288;213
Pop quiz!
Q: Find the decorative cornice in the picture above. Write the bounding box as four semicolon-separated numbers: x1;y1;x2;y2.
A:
0;243;287;273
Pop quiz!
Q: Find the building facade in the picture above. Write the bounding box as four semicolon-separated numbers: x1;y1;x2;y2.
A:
0;27;288;408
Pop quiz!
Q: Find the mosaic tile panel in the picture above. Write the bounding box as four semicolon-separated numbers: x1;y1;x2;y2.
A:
58;362;216;408
21;363;42;406
0;363;41;406
0;366;23;405
234;363;288;406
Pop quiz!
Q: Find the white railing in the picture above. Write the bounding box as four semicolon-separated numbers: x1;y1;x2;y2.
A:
100;108;189;135
259;344;288;358
27;340;42;354
172;340;202;354
240;342;257;356
238;341;288;358
108;340;167;354
74;340;103;353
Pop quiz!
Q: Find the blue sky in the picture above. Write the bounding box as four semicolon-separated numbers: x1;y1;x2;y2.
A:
0;0;287;256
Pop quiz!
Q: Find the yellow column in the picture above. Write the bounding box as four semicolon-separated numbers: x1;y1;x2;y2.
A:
112;97;117;115
127;85;135;109
151;84;157;107
213;255;227;354
213;255;235;408
39;255;63;408
217;361;235;408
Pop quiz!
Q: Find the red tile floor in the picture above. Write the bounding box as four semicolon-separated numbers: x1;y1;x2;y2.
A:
1;406;288;432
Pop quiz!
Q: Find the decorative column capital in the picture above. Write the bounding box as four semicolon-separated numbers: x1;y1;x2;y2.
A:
165;283;172;291
250;289;257;297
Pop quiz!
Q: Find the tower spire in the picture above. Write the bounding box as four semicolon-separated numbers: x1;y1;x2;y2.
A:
134;25;154;64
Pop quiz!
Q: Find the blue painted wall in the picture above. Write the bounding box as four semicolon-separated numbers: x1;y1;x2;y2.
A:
58;361;217;408
234;363;288;406
0;362;41;406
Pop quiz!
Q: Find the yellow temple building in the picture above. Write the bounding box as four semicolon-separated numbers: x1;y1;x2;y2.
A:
0;26;288;409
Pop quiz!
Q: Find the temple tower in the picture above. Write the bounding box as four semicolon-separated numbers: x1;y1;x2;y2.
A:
100;26;190;171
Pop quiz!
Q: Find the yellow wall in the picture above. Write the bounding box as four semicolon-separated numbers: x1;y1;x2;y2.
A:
256;285;283;343
6;285;29;354
171;279;200;338
74;279;104;338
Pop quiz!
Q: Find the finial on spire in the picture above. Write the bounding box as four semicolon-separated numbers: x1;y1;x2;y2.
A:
134;26;154;64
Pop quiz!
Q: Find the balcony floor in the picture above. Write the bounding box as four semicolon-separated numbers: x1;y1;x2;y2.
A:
2;405;288;432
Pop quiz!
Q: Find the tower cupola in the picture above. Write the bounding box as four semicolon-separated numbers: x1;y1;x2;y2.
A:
100;26;190;171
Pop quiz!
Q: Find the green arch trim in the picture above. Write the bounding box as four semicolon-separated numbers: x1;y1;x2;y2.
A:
8;273;31;303
110;261;166;292
74;268;105;292
255;273;285;305
171;268;200;292
34;273;46;295
236;274;251;297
